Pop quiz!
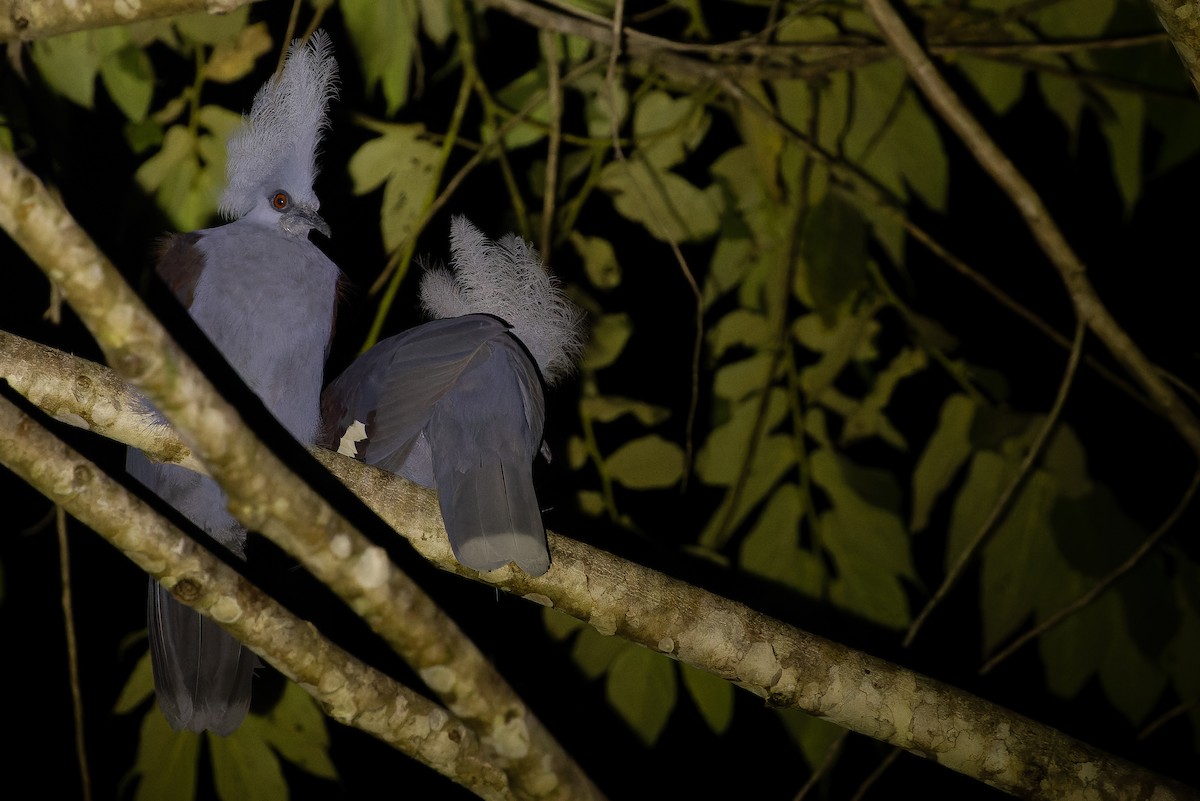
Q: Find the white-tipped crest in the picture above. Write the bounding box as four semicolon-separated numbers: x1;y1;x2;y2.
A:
421;217;586;385
219;31;339;221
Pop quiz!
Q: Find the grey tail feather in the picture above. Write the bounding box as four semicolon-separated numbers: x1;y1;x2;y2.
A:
148;580;259;736
439;461;550;576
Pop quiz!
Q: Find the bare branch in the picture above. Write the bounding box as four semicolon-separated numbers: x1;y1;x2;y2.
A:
4;332;1195;801
0;395;515;800
863;0;1200;463
0;0;257;42
1146;0;1200;98
0;148;603;801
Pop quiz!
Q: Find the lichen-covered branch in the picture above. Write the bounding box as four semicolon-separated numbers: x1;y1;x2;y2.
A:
0;331;206;474
3;333;1195;801
0;0;256;41
0;148;602;801
0;394;513;801
1146;0;1200;98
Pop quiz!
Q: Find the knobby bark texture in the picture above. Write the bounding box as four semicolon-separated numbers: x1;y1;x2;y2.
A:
0;395;513;801
4;330;1196;801
0;149;602;801
0;0;255;41
1146;0;1200;98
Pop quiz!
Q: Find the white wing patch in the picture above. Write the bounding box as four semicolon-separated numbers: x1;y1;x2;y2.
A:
338;419;368;457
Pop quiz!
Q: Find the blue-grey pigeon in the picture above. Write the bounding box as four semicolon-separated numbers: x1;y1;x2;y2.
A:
320;217;584;575
126;32;340;735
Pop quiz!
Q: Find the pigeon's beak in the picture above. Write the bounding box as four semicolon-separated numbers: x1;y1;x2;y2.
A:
284;206;332;239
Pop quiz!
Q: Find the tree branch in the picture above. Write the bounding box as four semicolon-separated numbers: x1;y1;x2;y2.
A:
1146;0;1200;98
862;0;1200;463
3;330;1195;801
0;0;257;41
0;393;516;801
0;148;602;801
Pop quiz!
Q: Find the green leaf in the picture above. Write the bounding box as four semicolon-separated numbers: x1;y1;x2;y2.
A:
347;124;441;252
581;312;632;370
131;711;200;801
846;61;947;210
210;723;288;801
115;651;156;714
251;682;336;779
100;45;155;122
543;606;586;641
1038;569;1111;698
607;645;678;745
793;311;879;398
713;353;775;402
1098;608;1168;726
1038;71;1087;142
708;309;771;358
840;346;926;449
418;0;453;45
911;394;977;531
698;434;795;548
605;435;685;489
680;662;733;734
1095;87;1144;212
705;234;753;305
580;395;670;426
571;626;628;679
955;455;1061;653
633;90;709;170
822;508;911;628
957;57;1025;116
173;6;251;45
31;29;115;108
1031;0;1116;37
776;707;845;770
341;0;419;114
696;389;790;485
569;232;622;290
136;124;223;231
1146;96;1200;175
574;72;628;140
812;449;914;627
492;68;551;150
205;22;273;84
576;489;606;517
598;159;722;243
739;483;823;596
799;192;869;325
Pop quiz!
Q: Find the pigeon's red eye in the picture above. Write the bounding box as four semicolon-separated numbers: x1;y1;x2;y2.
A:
272;192;289;210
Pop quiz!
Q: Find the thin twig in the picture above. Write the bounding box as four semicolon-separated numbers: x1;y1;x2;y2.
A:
863;0;1200;461
716;76;1195;415
849;747;902;801
58;506;92;801
980;469;1200;675
603;0;701;483
903;318;1087;648
1139;699;1200;741
792;729;849;801
276;0;303;73
540;28;564;262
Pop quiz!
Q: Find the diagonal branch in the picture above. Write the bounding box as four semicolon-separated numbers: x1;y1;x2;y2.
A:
3;330;1196;801
0;394;515;800
903;318;1087;647
0;0;256;42
862;0;1200;463
0;147;603;801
